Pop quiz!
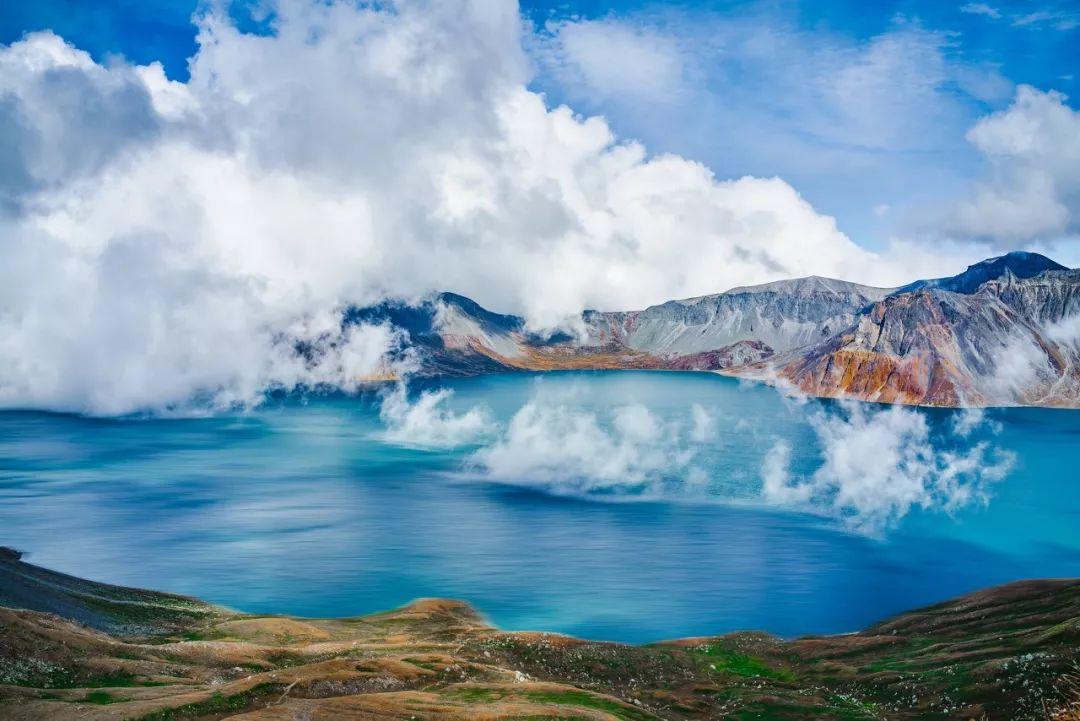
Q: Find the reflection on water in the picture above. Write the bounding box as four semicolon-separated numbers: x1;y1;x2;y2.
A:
1;372;1077;643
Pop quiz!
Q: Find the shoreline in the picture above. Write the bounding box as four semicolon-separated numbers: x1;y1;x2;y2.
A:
1;548;1077;720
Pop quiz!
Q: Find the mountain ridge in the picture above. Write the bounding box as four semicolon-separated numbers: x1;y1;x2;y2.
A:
354;252;1080;408
894;250;1068;296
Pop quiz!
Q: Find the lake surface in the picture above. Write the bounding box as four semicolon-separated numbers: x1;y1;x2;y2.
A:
1;371;1077;643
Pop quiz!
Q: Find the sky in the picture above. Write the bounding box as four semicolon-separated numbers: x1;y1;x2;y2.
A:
2;0;1077;245
0;0;1078;414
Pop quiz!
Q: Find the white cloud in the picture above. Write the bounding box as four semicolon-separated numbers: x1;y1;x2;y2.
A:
0;31;163;207
530;9;1016;248
379;383;495;449
690;403;715;442
1046;313;1080;346
761;402;1013;533
983;313;1080;404
375;379;1015;532
987;331;1055;399
1012;9;1080;31
469;395;706;496
959;3;1002;19
377;379;716;494
950;86;1080;243
959;3;1078;30
0;0;1064;417
533;19;686;104
2;0;927;416
952;407;989;437
534;13;1005;156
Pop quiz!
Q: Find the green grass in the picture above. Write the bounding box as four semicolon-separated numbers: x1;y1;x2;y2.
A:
690;644;795;681
82;671;140;688
133;683;278;720
728;700;878;721
403;657;442;671
519;689;657;720
0;665;173;690
73;590;212;627
84;690;124;704
504;716;594;720
178;630;209;641
441;686;656;721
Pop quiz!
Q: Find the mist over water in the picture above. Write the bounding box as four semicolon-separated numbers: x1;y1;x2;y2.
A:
1;371;1077;643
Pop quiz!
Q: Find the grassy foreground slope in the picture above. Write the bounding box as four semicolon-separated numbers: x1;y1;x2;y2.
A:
0;548;1077;721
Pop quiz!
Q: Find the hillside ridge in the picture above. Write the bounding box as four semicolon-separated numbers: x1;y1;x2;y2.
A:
356;253;1080;407
1;549;1077;720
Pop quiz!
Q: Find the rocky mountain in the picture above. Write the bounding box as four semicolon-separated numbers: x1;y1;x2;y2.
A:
893;251;1068;295
775;264;1080;406
351;252;1080;408
581;276;893;356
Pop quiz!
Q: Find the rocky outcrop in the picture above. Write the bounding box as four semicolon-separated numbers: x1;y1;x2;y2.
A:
581;276;891;356
775;267;1080;406
347;252;1079;408
894;250;1067;295
663;340;775;371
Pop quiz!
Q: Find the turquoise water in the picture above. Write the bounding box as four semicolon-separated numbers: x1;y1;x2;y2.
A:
0;371;1077;643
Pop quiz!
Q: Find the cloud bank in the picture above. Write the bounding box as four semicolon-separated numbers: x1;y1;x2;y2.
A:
0;0;899;415
761;402;1014;533
0;0;1075;415
529;8;1017;247
471;399;708;496
379;383;494;449
379;383;1013;533
950;86;1080;243
378;381;708;494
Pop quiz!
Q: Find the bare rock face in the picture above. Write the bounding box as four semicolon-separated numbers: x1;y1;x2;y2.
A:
664;340;775;371
775;268;1080;406
582;276;892;356
895;250;1068;295
345;252;1079;408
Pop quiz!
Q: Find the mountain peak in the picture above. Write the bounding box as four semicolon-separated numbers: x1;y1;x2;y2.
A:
718;275;893;299
896;251;1067;296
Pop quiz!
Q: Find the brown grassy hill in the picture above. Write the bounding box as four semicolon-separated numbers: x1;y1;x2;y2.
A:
1;548;1077;720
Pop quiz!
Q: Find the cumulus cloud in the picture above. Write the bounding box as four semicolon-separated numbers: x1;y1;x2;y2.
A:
0;32;164;209
469;395;708;496
0;0;918;416
530;9;1017;247
761;402;1014;533
950;86;1080;243
379;383;494;449
532;19;687;104
377;378;1015;531
0;0;1064;417
377;379;717;493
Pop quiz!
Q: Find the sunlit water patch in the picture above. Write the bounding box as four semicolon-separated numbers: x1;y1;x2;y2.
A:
1;371;1077;643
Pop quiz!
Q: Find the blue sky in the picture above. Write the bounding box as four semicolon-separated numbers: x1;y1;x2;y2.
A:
0;0;1078;412
1;0;1076;248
